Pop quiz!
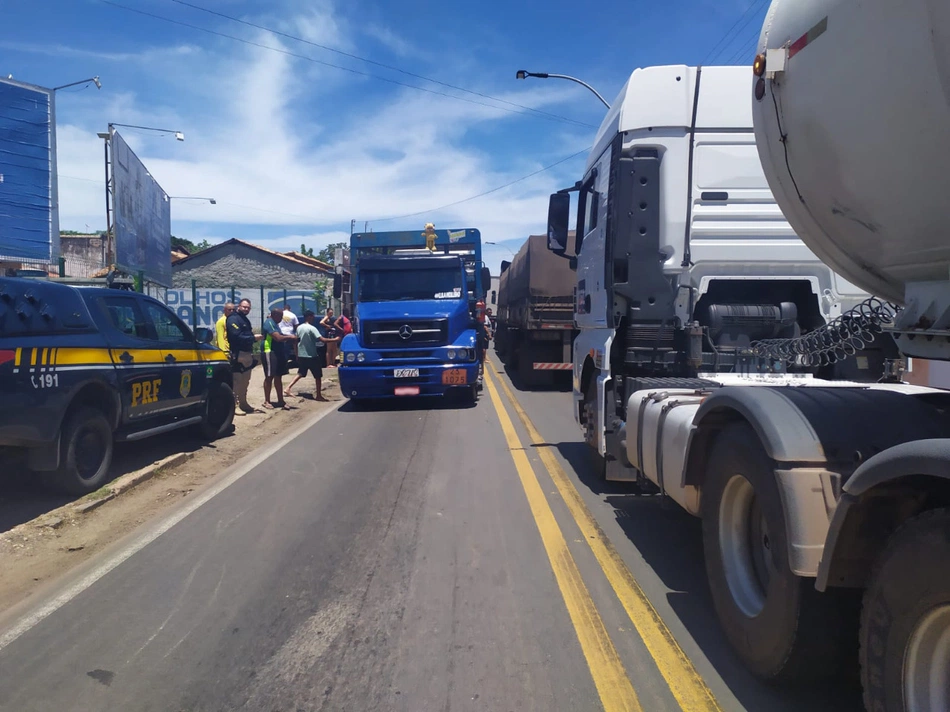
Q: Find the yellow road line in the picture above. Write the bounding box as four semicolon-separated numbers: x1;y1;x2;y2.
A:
491;367;723;712
483;370;642;712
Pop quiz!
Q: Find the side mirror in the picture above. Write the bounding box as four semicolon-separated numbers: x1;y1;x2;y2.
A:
547;193;571;254
333;274;342;299
480;266;491;297
194;326;214;345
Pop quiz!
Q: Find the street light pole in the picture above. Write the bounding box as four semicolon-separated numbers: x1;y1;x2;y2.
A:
168;197;216;204
515;70;610;109
485;241;516;257
53;76;101;91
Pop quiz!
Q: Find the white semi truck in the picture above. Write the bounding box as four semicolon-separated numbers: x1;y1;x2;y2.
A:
546;3;950;709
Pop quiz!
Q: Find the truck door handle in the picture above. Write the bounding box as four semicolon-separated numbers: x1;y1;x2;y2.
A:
164;353;177;364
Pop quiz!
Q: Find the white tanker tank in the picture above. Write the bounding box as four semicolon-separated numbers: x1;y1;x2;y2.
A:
752;0;950;359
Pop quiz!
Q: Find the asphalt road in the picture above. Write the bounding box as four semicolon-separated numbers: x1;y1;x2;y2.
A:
0;355;864;712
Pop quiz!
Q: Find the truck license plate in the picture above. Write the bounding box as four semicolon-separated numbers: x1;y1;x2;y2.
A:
441;368;467;385
394;368;420;378
394;386;420;396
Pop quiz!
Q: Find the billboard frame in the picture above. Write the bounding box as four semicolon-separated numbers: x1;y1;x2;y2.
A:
0;77;59;263
106;127;172;287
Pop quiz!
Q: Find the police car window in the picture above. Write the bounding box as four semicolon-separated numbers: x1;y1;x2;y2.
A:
145;303;191;343
101;297;151;340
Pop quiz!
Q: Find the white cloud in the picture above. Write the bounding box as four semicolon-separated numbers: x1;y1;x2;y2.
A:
51;0;593;281
362;25;415;57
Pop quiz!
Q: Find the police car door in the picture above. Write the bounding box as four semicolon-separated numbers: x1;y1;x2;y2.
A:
141;301;207;413
98;295;169;420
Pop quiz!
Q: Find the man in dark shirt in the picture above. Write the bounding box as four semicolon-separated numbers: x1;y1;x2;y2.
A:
226;298;262;414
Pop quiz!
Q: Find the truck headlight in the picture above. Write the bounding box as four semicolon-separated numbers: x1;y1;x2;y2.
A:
447;349;457;360
357;352;366;362
346;352;356;363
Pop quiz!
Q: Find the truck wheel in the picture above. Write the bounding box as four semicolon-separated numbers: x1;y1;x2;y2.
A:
702;422;854;682
583;377;605;476
196;381;235;440
860;508;950;712
45;407;114;495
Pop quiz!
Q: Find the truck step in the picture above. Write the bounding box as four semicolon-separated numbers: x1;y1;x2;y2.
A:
623;376;720;395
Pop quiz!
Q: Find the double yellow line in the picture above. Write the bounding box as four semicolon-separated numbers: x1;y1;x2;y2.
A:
483;366;722;712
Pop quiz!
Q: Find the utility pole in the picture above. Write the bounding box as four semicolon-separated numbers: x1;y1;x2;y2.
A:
350;219;356;236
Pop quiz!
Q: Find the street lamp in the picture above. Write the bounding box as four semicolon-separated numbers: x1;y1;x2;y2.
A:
515;70;610;109
168;196;216;204
485;241;516;256
108;122;184;141
53;76;101;91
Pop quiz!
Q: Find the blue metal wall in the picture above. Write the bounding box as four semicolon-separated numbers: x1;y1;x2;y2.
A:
0;79;57;262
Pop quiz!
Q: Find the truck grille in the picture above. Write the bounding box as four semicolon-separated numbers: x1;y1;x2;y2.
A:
364;319;448;347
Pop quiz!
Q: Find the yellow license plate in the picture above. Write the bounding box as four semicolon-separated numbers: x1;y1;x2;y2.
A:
441;368;467;385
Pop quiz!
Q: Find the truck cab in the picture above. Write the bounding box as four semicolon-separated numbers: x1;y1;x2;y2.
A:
337;228;490;403
546;65;886;455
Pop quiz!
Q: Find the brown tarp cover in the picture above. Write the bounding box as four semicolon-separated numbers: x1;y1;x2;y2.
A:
498;233;574;307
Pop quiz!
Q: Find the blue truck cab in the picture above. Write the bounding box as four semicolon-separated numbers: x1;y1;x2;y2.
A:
336;227;490;403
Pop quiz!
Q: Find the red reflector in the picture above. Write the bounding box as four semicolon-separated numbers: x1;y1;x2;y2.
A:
394;386;420;396
0;350;15;367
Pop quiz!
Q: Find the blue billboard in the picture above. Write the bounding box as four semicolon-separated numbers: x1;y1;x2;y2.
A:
112;130;172;286
0;78;59;262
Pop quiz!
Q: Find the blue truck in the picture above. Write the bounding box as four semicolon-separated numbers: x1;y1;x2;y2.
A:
335;227;490;404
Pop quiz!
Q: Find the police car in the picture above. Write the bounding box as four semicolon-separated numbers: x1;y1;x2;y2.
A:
0;277;234;495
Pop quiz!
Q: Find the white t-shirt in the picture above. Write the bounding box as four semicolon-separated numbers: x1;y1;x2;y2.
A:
279;309;299;336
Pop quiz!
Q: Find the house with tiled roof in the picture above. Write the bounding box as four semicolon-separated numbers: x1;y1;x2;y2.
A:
170;238;333;289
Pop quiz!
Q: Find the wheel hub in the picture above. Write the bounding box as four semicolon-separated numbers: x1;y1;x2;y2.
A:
719;475;770;617
74;428;105;481
904;604;950;712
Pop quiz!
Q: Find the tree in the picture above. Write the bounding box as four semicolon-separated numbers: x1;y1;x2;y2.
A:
171;235;212;253
300;243;315;257
316;241;347;265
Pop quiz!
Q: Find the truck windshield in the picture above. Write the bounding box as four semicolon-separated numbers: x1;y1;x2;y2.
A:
359;268;463;302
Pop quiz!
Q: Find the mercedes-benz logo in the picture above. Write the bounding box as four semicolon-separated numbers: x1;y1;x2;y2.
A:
398;324;413;340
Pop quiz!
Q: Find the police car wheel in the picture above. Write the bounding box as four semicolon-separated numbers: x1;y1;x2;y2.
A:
197;381;235;440
48;407;114;495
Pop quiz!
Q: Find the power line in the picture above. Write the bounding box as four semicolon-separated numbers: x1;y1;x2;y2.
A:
724;24;764;65
367;147;590;224
167;0;594;129
703;0;768;65
60;147;590;226
100;1;598;129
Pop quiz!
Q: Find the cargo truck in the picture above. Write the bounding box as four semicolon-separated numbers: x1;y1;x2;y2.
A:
547;4;950;709
335;227;490;404
493;233;575;386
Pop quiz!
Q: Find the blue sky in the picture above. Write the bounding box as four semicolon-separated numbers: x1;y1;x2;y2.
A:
1;0;768;275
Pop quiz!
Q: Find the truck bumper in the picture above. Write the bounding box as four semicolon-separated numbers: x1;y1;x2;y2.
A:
339;362;480;399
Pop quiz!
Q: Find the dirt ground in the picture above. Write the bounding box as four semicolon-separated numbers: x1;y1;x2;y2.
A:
0;365;343;613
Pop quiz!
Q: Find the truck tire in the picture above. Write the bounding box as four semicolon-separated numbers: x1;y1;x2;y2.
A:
702;422;855;682
860;508;950;712
45;407;114;495
583;377;605;476
196;381;235;440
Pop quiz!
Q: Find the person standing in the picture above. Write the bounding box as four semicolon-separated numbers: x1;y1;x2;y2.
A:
280;302;300;369
284;310;331;401
215;302;234;355
262;306;297;410
226;298;262;415
320;307;340;367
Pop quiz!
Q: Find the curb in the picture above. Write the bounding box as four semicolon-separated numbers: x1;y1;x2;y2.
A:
73;451;195;516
